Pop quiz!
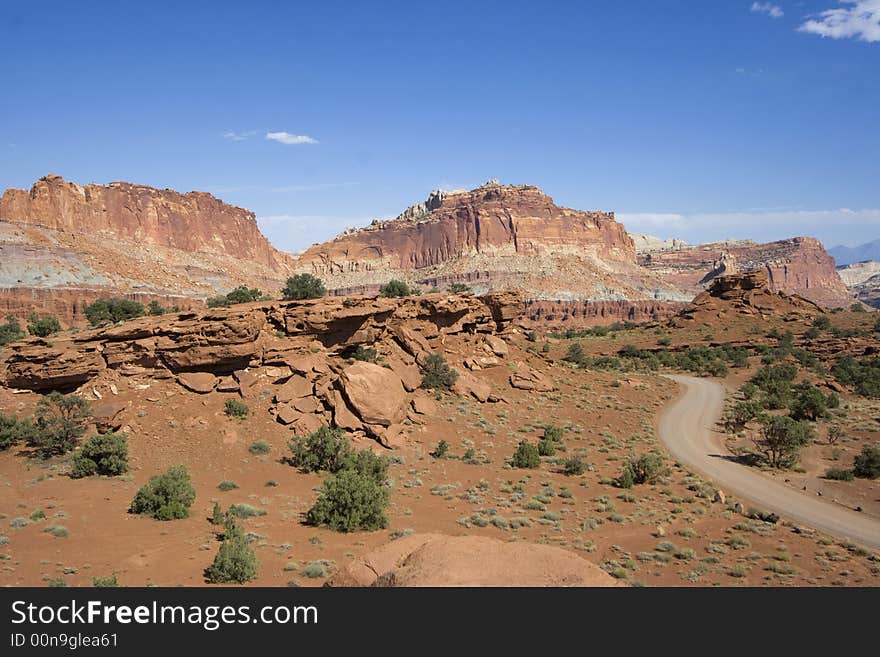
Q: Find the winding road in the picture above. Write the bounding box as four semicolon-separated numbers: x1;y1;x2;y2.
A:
659;374;880;550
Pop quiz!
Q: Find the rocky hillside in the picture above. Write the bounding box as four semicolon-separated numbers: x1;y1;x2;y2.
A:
837;261;880;309
639;236;851;308
294;180;686;304
0;175;294;324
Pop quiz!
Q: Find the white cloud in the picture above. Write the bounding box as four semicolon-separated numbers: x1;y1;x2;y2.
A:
266;131;319;145
616;208;880;248
222;130;258;141
751;2;784;18
799;0;880;42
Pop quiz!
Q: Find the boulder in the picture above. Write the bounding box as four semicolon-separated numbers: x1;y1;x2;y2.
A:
452;369;491;402
339;361;407;427
410;394;437;416
329;389;363;431
275;403;299;425
509;363;554;392
387;358;422;392
292;413;325;437
293;396;323;414
274;375;313;403
92;399;128;432
177;372;217;393
216;376;240;393
484;335;508;357
370;422;407;449
233;369;259;397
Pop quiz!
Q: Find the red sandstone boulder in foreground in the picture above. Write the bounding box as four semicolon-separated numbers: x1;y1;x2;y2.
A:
328;533;621;587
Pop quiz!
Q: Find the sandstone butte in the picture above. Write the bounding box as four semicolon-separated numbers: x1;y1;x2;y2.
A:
0;175;853;327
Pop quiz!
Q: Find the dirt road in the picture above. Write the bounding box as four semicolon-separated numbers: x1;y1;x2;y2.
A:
659;374;880;550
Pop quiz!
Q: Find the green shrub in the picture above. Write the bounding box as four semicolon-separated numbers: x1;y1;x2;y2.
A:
447;282;471;294
537;438;557;456
130;465;196;520
430;440;449;459
92;576;120;587
754;415;815;469
543;425;564;443
0;315;25;346
84;298;145;326
288;426;352;473
217;480;239;492
147;300;167;316
0;413;37;451
563;457;587;476
28;392;92;458
211;502;225;525
511;441;541;469
832;356;880;398
248;440;270;455
852;443;880;479
824;468;854;481
305;466;389;532
350;346;378;362
205;521;259;584
563;343;586;366
71;432;129;478
789;382;835;421
228;503;266;518
812;315;831;331
27;313;61;337
281;274;326;300
619;452;667;487
208;286;266;308
420;353;458;390
724;400;764;431
224;399;249;418
379;279;411;298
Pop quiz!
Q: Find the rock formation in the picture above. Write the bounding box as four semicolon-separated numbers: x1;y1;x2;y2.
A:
0;175;294;325
327;533;620;587
640;237;851;308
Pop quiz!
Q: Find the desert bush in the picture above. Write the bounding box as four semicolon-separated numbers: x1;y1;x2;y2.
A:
0;315;25;346
753;415;815;469
350;346;378;362
447;282;471;294
379;279;411;298
130;465;196;520
211;502;225;525
305;466;389;532
147;300;168;316
92;576;120;587
724;400;764;432
84;298;145;325
831;356;880;398
824;468;854;481
420;353;458;390
537;438;557;456
563;342;587;366
812;315;831;331
228;503;266;518
789;382;835;421
217;480;239;492
28;392;92;458
430;440;449;459
248;440;270;455
288;425;352;473
0;413;37;451
208;286;266;308
618;452;667;487
27;313;61;337
511;441;541;469
224;399;249;418
852;443;880;479
205;520;259;584
563;456;587;476
281;274;326;300
71;432;129;478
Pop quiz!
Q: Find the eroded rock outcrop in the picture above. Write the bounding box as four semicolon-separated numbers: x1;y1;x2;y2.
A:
327;533;620;587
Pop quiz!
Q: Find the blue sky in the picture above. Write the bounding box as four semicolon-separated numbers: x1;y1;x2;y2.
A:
1;1;879;251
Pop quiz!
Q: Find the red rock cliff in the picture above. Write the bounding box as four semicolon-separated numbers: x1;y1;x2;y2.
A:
0;174;289;272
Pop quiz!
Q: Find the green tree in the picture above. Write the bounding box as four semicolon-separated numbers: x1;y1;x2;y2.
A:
447;282;471;294
563;343;586;366
84;298;145;325
205;519;259;583
724;400;764;432
753;415;815;469
379;279;411;298
288;425;352;473
305;464;390;532
0;315;25;346
27;314;61;337
618;452;667;487
511;441;541;469
420;353;458;391
71;432;129;478
281;274;326;300
147;300;166;315
130;465;196;520
789;383;832;421
852;443;880;479
812;315;831;331
28;392;92;457
0;413;37;451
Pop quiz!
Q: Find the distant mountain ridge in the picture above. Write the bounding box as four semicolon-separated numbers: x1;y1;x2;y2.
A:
828;239;880;266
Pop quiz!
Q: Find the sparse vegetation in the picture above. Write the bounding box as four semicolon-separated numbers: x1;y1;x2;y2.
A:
84;298;145;326
224;398;249;418
753;415;815;469
379;279;411;298
618;452;666;488
447;282;471;294
205;519;259;584
288;426;352;473
27;313;61;337
207;285;266;308
28;392;92;458
420;353;458;391
0;315;25;346
511;441;541;469
130;465;196;520
281;274;326;300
